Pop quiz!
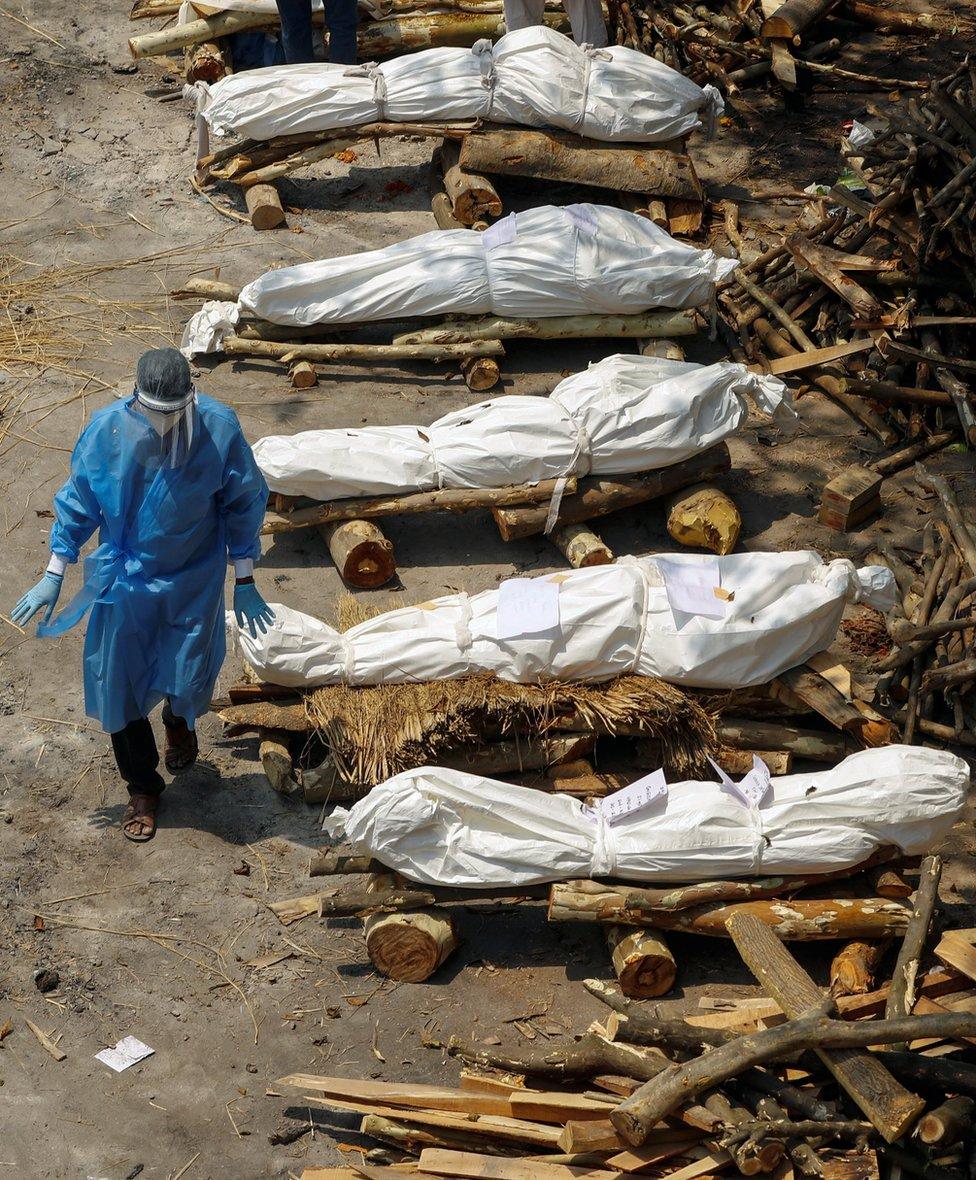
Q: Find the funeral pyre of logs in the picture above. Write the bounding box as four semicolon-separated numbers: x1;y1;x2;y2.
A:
274;855;976;1180
608;0;965;96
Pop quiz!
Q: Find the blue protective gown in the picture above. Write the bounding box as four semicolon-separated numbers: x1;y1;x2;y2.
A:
40;394;268;734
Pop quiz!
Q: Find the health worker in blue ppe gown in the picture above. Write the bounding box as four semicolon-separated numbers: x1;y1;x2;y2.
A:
10;348;273;843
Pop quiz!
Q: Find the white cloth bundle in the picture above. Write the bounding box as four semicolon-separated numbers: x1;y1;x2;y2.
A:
253;357;793;499
322;746;969;886
197;26;722;143
232;551;897;689
182;205;738;353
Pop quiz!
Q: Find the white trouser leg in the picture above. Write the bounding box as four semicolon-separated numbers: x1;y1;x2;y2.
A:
564;0;607;45
503;0;546;31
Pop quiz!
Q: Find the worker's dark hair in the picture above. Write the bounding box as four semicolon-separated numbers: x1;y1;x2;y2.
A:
136;347;192;403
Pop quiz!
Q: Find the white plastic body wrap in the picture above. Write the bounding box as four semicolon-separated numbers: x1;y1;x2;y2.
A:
252;358;794;499
197;27;722;143
321;746;969;886
231;551;897;690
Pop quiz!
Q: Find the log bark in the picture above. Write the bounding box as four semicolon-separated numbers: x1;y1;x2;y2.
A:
830;940;887;997
459;128;703;200
606;926;677;999
551;522;614;568
723;912;925;1145
552;895;911;938
885;855;942;1047
843;0;949;30
222;335;504;365
357;9;569;58
666;484;741;555
260;732;300;796
318;519;397;588
915;1096;973;1147
169;277;241;301
364;905;457;983
877;1052;976;1096
184;38;228;84
841;377;954;408
263;475;575;535
310;851;380;877
439;734;593;776
448;1031;669;1084
244;182;286;231
716;717;849;761
440;137;502;225
492;444;731;541
392;309;698;344
870;432;957;478
130;9;271;56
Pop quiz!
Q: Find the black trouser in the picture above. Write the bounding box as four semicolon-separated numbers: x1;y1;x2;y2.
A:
110;702;186;798
274;0;358;64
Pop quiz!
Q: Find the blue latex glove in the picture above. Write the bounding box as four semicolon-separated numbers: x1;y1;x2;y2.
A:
11;572;63;627
234;581;275;638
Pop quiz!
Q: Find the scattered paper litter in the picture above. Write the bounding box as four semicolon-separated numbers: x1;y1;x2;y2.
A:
95;1035;155;1072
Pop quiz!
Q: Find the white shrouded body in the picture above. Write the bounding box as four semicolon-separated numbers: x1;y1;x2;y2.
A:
231;551;897;690
322;746;969;885
197;27;723;144
252;357;793;500
182;204;739;354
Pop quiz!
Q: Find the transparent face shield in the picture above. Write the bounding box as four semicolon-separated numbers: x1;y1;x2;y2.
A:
132;384;197;468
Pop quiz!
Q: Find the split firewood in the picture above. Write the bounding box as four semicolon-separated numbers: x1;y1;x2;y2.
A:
550;893;911;939
774;665;898;747
606;927;676;999
263;475;575;536
761;0;839;41
666;484;741;555
492;445;731;541
458;128;703;201
830;940;887;997
318;520;397;589
439;137;502;226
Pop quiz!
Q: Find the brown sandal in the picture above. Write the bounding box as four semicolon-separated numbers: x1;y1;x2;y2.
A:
164;717;198;773
122;793;159;843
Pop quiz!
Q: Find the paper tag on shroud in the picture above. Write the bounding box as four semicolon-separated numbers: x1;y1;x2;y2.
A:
655;556;727;620
707;754;771;808
600;768;667;824
496;577;560;639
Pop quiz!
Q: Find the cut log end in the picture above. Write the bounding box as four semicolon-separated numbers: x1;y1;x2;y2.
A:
244;183;286;231
319;519;397;589
607;926;676;999
290;361;318;389
461;355;501;392
667;484;741;555
364;909;458;983
552;521;614;568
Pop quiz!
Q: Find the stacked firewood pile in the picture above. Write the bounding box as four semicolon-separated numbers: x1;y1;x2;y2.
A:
277;857;976;1180
610;0;960;95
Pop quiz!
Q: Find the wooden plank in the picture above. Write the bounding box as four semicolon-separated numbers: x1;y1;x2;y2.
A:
418;1149;630;1179
762;337;876;375
935;930;976;983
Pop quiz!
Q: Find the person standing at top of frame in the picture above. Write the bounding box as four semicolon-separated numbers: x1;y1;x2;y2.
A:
503;0;607;48
274;0;358;65
9;349;273;843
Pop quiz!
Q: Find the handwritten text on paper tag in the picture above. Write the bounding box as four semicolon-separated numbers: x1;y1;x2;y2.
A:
707;754;772;808
583;768;668;825
655;556;727;620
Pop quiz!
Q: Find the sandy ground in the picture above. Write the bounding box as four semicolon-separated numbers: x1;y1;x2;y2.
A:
0;2;974;1176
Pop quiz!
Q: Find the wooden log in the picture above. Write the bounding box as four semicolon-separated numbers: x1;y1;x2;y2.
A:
169;277;241;301
263;475;575;535
130;8;271;56
184;38;228;84
357;9;569;58
916;1096;973;1148
704;1091;786;1174
716;748;792;776
290;361;318;389
222;335;504;366
551;522;614;568
724;912;925;1145
318;520;397;589
666;484;741;555
607;927;676;999
364;896;457;983
458;128;703;201
870;432;957;478
840;377;954;408
448;1031;669;1085
551;895;911;938
787;235;882;321
244;183;286;231
919;329;976;445
392;309;698;345
428;149;468;231
843;0;950;30
310;851;381;876
885;855;942;1048
818;465;882;532
830;940;887;997
716;717;849;761
439;137;501;225
878;1051;976;1097
440;735;593;776
774;665;898;747
915;465;976;576
301;757;362;805
460;355;500;392
260;732;300;796
492;444;731;541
